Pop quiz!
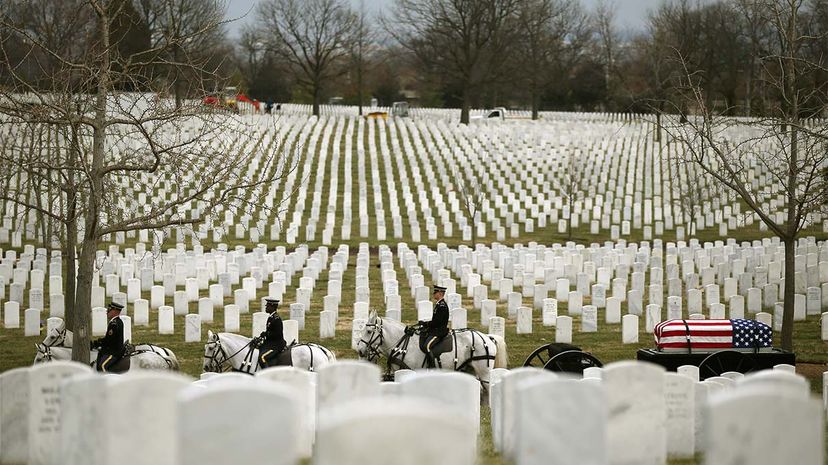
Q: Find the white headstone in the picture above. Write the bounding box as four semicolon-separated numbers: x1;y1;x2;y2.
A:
184;314;201;342
315;397;476;465
517;307;533;334
704;390;823;465
622;314;639;344
24;308;40;336
224;304;240;332
542;298;558;326
28;361;93;465
133;299;149;326
320;310;336;338
500;368;551;459
105;372;192;465
664;373;695;458
60;375;108;465
177;382;300;465
256;367;317;458
1;367;30;463
158;306;174;335
606;297;621;323
488;316;505;338
604;361;666;465
399;372;480;436
4;301;20;328
516;378;607;465
555;316;573;344
581;305;598;332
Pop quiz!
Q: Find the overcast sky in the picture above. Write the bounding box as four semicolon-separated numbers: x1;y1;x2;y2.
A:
226;0;666;37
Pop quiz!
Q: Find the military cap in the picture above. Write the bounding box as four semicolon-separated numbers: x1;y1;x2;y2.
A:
432;285;447;293
264;298;280;312
108;301;124;312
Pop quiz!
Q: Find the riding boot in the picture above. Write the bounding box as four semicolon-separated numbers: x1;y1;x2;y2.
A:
425;352;436;369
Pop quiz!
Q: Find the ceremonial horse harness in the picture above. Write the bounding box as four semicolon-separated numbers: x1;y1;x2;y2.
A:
358;317;496;381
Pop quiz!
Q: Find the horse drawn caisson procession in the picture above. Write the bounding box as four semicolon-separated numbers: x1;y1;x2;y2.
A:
34;283;795;389
522;317;795;379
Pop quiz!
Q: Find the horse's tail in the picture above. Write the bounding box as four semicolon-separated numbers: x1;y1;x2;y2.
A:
489;334;508;369
160;348;181;371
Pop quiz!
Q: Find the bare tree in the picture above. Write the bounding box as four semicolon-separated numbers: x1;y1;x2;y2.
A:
551;151;583;240
389;0;520;124
452;165;486;245
349;0;376;117
134;0;230;108
662;0;828;350
593;0;619;109
256;0;355;117
515;0;590;120
0;0;288;363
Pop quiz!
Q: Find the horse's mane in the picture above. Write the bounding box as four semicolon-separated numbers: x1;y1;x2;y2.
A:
218;332;251;343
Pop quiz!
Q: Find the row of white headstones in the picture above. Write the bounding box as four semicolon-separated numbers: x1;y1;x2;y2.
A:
2;236;828;346
0;358;824;465
6;111;825;250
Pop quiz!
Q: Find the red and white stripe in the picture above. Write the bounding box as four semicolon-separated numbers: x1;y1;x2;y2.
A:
654;319;734;350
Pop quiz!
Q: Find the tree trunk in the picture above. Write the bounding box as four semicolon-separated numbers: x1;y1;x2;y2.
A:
460;89;471;125
655;111;662;143
312;84;321;117
174;79;183;110
779;1;799;352
745;56;755;117
64;191;77;328
357;61;364;117
73;7;109;364
71;235;96;364
780;236;795;351
531;90;539;121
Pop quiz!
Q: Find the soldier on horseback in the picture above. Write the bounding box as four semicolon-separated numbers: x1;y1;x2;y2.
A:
255;298;287;368
419;284;450;368
90;301;125;372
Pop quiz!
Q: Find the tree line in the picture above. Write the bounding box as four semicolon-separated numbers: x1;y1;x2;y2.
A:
5;0;826;123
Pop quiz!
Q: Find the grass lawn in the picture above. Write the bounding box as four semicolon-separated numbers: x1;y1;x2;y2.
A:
2;117;827;464
2;234;826;465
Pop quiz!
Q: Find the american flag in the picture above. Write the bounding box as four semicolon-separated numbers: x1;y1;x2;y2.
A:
654;319;773;350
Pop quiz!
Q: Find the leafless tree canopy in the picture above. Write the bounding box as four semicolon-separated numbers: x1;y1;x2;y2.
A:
659;0;827;350
0;0;287;362
514;0;590;120
256;0;356;117
389;0;521;124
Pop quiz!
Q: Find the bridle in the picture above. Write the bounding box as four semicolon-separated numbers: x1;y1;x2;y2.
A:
42;328;66;348
357;318;385;363
204;335;255;373
36;344;53;362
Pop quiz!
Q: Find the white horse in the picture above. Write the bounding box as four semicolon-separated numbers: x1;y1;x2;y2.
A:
356;310;508;390
35;320;180;371
202;330;336;374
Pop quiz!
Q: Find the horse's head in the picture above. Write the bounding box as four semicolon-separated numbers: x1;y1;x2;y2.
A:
203;330;222;372
42;323;67;347
356;310;382;361
33;343;51;364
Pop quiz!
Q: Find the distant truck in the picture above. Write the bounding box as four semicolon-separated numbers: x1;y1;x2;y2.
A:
203;87;260;113
391;101;410;117
472;107;508;120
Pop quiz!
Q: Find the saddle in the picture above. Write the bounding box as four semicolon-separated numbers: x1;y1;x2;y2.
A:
273;347;293;367
107;355;131;373
427;336;453;356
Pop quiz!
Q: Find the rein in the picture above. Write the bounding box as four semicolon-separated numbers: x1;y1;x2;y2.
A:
358;319;385;363
206;336;255;373
358;317;497;384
